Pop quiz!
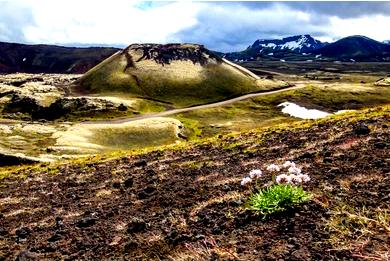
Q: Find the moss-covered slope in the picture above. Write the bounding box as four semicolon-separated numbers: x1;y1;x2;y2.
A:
76;44;283;106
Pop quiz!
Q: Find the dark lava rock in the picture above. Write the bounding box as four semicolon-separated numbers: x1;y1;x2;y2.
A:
212;225;222;235
323;157;333;163
31;97;117;120
47;233;62;242
0;227;8;236
231;199;243;207
165;230;191;245
374;142;387;149
373;159;385;168
134;160;147;167
15;227;31;240
138;186;156;199
353;123;370;135
55;217;63;227
126;218;146;233
137;191;149;199
124;241;138;252
123;177;133;188
117;103;127;111
3;94;41;114
15;250;37;261
112;181;121;189
144;186;156;194
76;217;96;228
299;151;316;159
146;169;156;176
10;80;28;87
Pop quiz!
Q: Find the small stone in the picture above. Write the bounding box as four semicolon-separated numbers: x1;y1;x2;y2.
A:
15;250;37;261
112;182;121;189
15;227;31;240
124;241;138;252
48;233;61;242
76;217;96;228
55;217;63;227
323;157;333;163
299;152;315;159
0;228;8;236
127;218;146;233
134;160;147;167
374;142;386;149
231;199;243;207
353;123;370;135
123;177;133;188
144;186;156;194
194;234;205;240
212;226;221;235
146;169;156;176
117;103;127;111
138;186;156;199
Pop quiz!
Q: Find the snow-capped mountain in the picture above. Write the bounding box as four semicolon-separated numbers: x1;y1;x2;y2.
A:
223;35;327;62
249;35;326;54
384;40;390;44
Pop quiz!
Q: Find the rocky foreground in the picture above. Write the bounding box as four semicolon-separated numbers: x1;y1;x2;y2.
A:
0;105;389;260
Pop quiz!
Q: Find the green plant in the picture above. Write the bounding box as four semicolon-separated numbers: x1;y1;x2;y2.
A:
247;184;311;217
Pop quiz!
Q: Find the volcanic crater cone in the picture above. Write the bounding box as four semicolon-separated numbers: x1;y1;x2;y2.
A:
75;43;282;106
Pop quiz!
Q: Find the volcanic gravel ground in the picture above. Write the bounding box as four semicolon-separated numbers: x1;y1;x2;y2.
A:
0;110;389;260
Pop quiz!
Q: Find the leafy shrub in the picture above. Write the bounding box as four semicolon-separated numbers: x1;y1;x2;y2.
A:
247;184;311;217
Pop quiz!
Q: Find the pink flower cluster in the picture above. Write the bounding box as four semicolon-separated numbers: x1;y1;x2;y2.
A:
241;161;311;186
276;161;310;185
241;169;263;186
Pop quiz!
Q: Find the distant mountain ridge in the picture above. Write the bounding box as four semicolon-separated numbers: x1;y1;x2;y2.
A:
312;35;390;62
223;34;327;62
250;35;326;54
1;34;390;75
0;42;120;74
224;35;390;62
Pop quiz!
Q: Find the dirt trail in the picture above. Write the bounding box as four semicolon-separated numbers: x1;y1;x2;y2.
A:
82;84;306;125
222;58;261;79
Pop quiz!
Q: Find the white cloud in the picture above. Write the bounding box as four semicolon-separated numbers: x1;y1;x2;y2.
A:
174;3;328;51
1;1;390;51
329;15;390;42
20;0;199;45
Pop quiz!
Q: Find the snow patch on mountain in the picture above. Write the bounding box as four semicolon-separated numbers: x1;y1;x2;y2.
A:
278;102;330;119
250;35;326;54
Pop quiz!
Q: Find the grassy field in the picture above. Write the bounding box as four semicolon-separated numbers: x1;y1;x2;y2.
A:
174;82;390;140
1;61;390;164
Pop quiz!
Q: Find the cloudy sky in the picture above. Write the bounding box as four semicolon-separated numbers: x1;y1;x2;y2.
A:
1;0;390;52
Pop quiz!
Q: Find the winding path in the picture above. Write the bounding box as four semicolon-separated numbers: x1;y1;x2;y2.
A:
82;84;306;125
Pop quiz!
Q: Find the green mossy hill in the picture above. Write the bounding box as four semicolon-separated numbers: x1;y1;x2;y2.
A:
75;44;282;107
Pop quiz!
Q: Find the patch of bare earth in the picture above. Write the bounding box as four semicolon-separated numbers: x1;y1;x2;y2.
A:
0;110;389;260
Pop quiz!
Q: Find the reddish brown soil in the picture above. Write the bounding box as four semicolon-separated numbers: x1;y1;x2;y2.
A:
0;111;389;260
